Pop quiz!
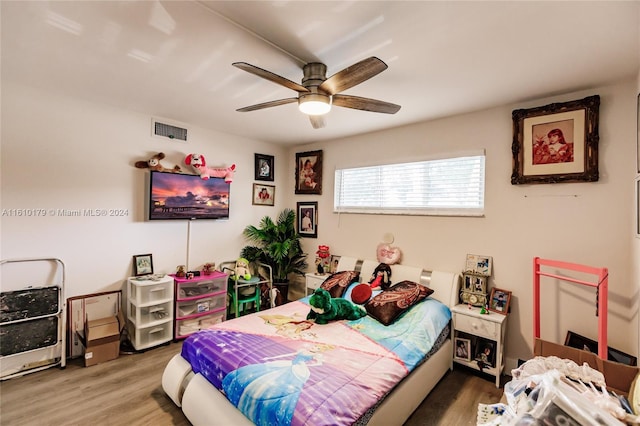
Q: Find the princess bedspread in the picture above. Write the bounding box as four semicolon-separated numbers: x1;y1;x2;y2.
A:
181;298;451;426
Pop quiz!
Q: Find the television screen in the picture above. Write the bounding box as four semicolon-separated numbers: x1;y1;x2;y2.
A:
148;171;230;220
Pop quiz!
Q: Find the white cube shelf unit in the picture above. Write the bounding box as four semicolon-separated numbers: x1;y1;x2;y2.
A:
126;275;174;351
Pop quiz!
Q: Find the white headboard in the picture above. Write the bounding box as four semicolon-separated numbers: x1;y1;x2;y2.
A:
336;256;460;308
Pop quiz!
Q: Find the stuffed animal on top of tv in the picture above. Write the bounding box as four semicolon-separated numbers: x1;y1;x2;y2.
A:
184;153;236;182
307;288;367;325
135;152;181;173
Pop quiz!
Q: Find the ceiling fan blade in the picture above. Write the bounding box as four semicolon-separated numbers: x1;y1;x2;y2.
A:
309;115;325;129
233;62;309;93
332;94;401;114
318;57;388;95
236;97;298;112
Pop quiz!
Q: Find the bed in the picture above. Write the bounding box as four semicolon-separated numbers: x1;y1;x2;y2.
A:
162;256;460;425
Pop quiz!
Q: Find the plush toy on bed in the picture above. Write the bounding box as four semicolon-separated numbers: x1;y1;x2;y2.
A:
184;153;236;182
135;152;181;173
369;263;392;290
350;284;373;305
307;288;367;324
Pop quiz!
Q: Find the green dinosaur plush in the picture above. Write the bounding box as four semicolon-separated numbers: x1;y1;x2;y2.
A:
307;288;367;325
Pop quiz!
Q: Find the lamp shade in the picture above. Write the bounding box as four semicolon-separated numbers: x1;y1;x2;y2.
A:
298;93;331;115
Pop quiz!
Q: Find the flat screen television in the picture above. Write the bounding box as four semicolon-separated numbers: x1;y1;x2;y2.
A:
147;171;230;220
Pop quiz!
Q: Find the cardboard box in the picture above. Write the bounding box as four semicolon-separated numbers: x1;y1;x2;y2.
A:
534;338;639;396
83;311;124;367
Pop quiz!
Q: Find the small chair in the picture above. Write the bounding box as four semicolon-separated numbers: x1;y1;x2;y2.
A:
221;261;272;318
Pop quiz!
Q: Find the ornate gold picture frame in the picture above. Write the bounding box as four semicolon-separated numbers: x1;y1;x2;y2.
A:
511;95;600;184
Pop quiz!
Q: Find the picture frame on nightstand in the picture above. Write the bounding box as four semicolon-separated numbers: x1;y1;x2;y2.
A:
488;288;511;314
475;338;496;369
133;253;153;276
460;273;488;307
454;337;471;362
464;254;492;276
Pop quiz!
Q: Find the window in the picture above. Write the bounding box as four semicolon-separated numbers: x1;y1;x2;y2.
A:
334;153;485;216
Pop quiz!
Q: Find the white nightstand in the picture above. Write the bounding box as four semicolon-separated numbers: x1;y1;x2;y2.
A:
451;304;507;387
305;273;328;296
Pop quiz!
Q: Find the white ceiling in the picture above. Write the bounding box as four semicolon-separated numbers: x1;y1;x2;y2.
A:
2;1;638;146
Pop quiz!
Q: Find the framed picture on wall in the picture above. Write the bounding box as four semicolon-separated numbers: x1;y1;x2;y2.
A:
255;153;274;181
252;183;275;206
133;254;153;276
511;95;600;185
295;150;322;194
297;201;317;238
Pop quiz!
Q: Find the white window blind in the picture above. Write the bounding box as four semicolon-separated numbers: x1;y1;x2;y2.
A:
334;154;485;216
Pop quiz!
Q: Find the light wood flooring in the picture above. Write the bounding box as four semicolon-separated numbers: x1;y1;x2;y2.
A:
0;341;503;425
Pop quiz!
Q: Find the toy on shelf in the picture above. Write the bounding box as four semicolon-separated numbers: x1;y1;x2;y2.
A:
184;153;236;182
135;152;181;173
315;245;331;274
175;265;186;278
234;258;251;281
202;262;215;275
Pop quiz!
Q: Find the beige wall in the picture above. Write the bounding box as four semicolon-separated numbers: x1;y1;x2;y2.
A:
287;79;638;369
1;82;287;296
1;78;637;370
635;58;640;357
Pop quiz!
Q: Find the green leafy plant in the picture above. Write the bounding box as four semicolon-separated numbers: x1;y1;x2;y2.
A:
240;209;308;282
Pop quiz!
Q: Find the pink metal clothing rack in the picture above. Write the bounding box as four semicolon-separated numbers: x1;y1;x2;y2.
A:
533;257;609;359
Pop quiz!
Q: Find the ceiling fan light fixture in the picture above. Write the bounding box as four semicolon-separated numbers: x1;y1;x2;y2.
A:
298;93;331;115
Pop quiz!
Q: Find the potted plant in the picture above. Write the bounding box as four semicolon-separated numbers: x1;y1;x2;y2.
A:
240;209;308;302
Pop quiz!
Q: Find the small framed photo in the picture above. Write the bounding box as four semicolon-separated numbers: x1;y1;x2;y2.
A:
475;339;496;369
329;255;341;274
252;183;275;206
454;337;471;362
295;150;322;194
297;201;317;238
565;330;637;366
464;254;492;276
255;153;274;181
133;254;153;276
463;273;487;293
511;95;600;185
488;288;511;315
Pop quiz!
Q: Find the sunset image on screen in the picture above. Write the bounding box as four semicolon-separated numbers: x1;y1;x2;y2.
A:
149;172;230;220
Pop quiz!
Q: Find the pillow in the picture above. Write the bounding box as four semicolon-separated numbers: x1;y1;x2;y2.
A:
343;282;382;302
350;283;373;305
320;270;360;298
365;281;434;326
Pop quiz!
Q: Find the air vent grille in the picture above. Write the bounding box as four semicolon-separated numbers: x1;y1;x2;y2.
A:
154;121;187;141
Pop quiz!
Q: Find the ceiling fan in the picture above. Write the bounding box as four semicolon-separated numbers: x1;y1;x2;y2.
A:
232;57;401;129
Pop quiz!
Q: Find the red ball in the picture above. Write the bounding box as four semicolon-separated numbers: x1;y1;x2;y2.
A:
351;284;372;305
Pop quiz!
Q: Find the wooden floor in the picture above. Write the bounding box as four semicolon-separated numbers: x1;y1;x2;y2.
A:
0;342;503;425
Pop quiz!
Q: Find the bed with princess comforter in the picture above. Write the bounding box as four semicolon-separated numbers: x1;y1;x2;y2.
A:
162;257;460;426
